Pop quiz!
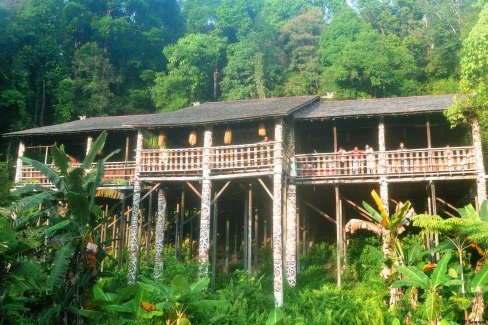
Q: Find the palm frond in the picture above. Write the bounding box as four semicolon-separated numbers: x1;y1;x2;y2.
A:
20;157;65;191
95;189;124;200
82;131;107;170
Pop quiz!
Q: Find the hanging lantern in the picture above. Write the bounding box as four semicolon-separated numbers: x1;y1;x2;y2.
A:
258;122;266;137
224;127;232;145
188;130;197;147
158;131;167;149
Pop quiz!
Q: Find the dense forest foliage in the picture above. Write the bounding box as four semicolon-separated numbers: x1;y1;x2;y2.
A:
0;0;483;137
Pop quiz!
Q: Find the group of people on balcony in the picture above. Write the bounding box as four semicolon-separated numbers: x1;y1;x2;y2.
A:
299;142;471;177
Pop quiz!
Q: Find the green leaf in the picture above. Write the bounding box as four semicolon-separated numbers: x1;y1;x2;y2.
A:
66;192;90;226
51;146;70;177
179;318;191;325
361;200;382;224
133;285;150;317
93;284;116;302
190;277;210;294
425;291;440;322
171;275;191;300
67;306;100;319
45;220;70;236
82;131;107;170
396;266;429;289
431;252;451;288
21;157;65;191
480;200;488;222
46;242;75;294
470;264;488;292
266;308;285;325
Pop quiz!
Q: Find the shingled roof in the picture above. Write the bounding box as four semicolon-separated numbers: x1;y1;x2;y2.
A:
3;114;157;137
294;94;454;120
125;96;320;127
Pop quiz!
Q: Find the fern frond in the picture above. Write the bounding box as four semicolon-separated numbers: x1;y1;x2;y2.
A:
46;242;75;294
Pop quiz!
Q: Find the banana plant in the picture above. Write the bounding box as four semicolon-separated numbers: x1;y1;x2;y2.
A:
393;252;463;324
9;131;118;324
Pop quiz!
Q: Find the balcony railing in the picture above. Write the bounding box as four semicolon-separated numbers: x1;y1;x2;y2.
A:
210;142;275;174
16;161;136;187
295;146;476;181
140;148;204;177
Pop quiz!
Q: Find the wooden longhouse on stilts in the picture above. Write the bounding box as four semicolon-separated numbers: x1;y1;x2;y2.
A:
4;94;486;307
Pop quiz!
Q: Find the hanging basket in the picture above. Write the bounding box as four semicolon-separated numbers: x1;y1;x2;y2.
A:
258;122;266;137
158;131;166;149
224;127;232;145
189;130;197;147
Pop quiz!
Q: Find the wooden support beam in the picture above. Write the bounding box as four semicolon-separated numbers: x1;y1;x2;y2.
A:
257;177;273;200
436;197;458;213
118;193;126;270
253;208;259;276
300;199;336;224
186;181;201;198
341;197;375;223
211;180;232;204
225;214;229;273
140;183;160;202
333;126;337;153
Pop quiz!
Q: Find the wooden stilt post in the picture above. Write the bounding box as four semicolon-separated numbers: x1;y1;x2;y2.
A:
234;217;238;262
285;158;297;286
253;208;259;276
179;189;186;259
86;136;93;156
335;185;342;287
296;205;301;272
175;202;179;257
154;188;167;280
190;215;194;259
272;119;284;307
127;130;143;285
243;189;248;270
118;193;126;270
14;141;25;184
145;191;154;269
430;182;440;261
211;193;218;291
198;127;213;276
247;183;253;272
225;213;229;273
378;118;389;215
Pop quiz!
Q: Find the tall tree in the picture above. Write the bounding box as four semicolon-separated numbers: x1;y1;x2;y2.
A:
279;8;325;95
151;33;227;111
319;7;417;98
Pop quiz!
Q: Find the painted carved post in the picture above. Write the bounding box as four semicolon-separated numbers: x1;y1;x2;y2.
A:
285;126;297;286
86;136;93;156
472;119;487;204
154;188;167;281
198;127;213;276
378;118;389;215
273;119;284;307
14;141;25;184
127;130;143;284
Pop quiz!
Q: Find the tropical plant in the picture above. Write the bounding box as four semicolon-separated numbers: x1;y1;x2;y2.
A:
345;189;414;307
9;131;118;323
0;215;45;323
393;252;464;324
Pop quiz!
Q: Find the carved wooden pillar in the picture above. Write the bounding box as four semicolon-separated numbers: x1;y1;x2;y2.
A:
14;141;25;183
285;125;297;287
273;119;284;307
86;136;93;156
199;127;213;276
127;130;143;284
154;188;167;280
472;119;487;204
378;118;389;214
